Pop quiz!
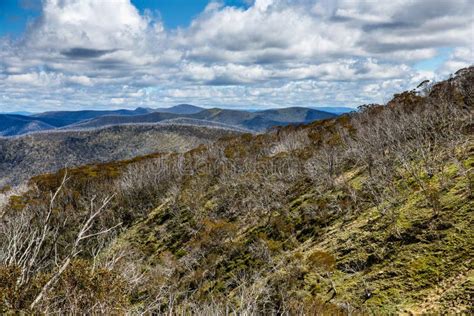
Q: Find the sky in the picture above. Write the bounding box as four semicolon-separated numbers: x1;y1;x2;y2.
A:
0;0;472;112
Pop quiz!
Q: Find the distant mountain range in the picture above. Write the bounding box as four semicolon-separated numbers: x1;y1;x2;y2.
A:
0;111;34;116
0;104;344;136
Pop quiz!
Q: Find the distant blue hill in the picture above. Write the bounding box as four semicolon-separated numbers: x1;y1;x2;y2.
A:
239;106;355;115
32;107;153;126
0;114;58;136
64;107;337;132
311;107;355;115
155;104;204;114
0;111;34;116
0;104;339;136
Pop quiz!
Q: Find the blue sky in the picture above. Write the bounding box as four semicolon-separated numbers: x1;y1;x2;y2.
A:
0;0;41;37
0;0;472;112
0;0;250;36
132;0;250;28
413;48;453;72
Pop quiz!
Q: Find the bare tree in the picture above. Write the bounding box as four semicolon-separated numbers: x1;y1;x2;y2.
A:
0;171;121;311
30;194;121;310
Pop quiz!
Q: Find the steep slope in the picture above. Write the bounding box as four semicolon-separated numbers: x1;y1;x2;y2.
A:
0;67;472;314
115;144;472;314
0;124;241;187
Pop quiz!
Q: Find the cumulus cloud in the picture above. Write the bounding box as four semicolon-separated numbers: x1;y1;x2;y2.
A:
27;0;150;50
0;0;472;112
179;1;360;64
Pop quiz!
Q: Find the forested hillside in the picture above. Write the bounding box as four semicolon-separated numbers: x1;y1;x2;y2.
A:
0;67;472;314
0;124;241;187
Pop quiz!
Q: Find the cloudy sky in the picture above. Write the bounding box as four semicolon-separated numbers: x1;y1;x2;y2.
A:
0;0;472;112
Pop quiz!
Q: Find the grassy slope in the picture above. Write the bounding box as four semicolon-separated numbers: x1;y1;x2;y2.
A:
4;118;471;313
105;146;472;313
4;131;471;314
19;111;470;313
315;156;473;313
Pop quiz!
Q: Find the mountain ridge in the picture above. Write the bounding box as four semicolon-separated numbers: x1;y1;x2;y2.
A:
65;107;337;132
0;106;339;136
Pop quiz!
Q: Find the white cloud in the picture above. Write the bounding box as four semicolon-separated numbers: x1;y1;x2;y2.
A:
111;97;126;104
439;47;474;75
0;0;472;112
6;72;63;86
68;75;93;86
27;0;151;50
179;1;361;64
